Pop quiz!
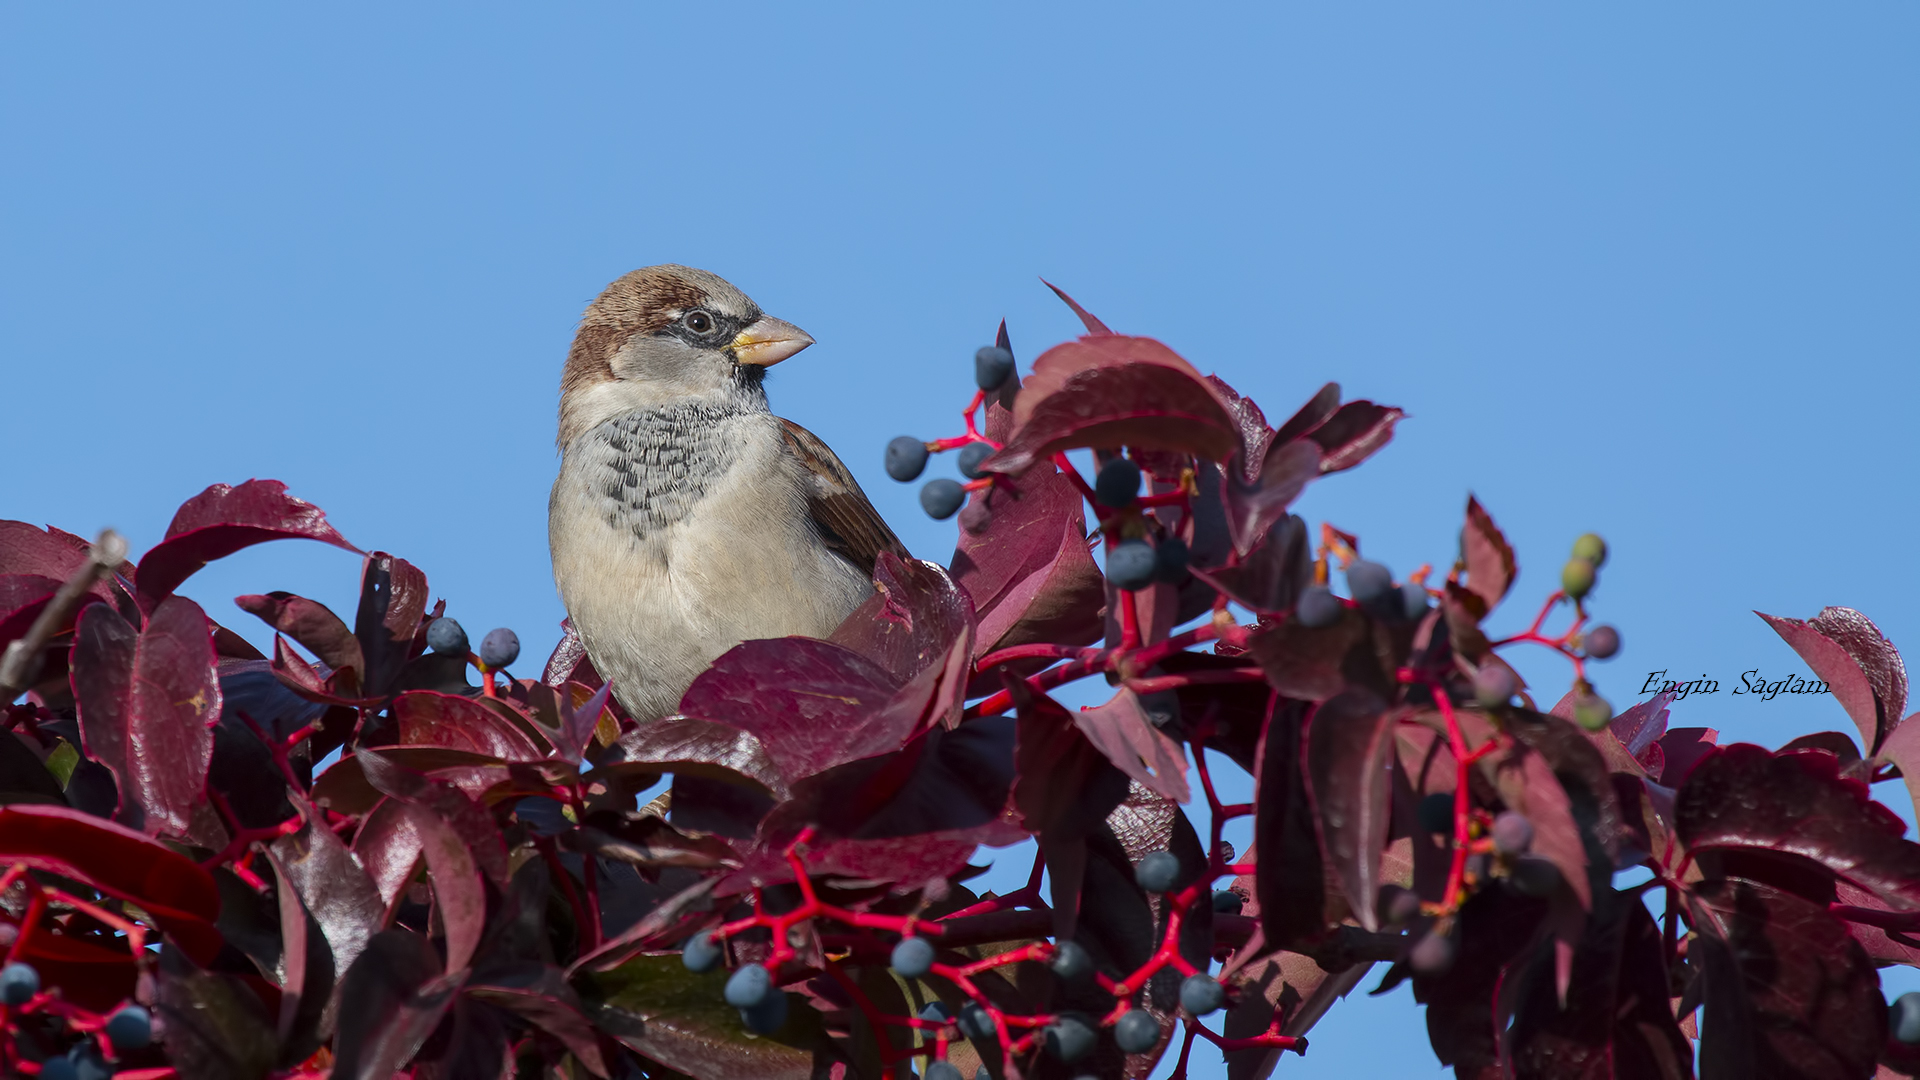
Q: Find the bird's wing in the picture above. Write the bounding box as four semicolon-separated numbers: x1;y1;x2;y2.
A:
778;417;910;575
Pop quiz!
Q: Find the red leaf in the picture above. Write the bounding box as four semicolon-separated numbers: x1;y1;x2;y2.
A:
1074;688;1190;803
466;965;610;1077
1675;744;1920;911
0;523;125;608
393;690;545;762
554;681;612;764
541;617;599;689
1460;496;1516;612
0;574;64;650
357;749;510;886
1653;726;1718;787
351;797;423;910
1758;609;1899;754
1195;513;1313;615
1307;400;1404;474
269;815;385;981
234;591;364;677
1008;678;1129;840
608;719;786;799
1246;606;1367;702
405;802;486;973
1254;695;1326;951
330;929;459;1080
1687;878;1882;1080
1220;440;1321;558
135;480;359;603
990;336;1243;474
1041;279;1114;334
830;554;975;686
353;552;429;698
72;596;219;837
0;805;221;962
1206;374;1281;478
1496;746;1592;911
1303;689;1396;931
949;464;1105;661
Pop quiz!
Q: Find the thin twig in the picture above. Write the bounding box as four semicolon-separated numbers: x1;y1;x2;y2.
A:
0;529;127;701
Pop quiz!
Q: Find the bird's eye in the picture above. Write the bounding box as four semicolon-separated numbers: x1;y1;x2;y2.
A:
685;311;714;334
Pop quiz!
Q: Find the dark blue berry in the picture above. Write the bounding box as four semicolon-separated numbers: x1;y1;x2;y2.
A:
38;1058;77;1080
1050;940;1092;984
1179;973;1224;1016
425;617;468;656
1473;665;1517;708
921;479;966;520
1491;812;1534;856
1106;540;1157;591
1211;890;1244;914
65;1045;109;1080
1346;560;1393;605
1410;929;1455;974
681;930;722;973
1508;856;1563;897
1894;991;1920;1044
1134;850;1181;893
887;437;931;482
957;442;994;480
1400;581;1429;620
1153;537;1190;583
1114;1008;1161;1053
1418;792;1455;837
1584;625;1621;660
925;1062;964;1080
1043;1014;1096;1062
1094;458;1141;509
891;936;936;979
974;346;1015;391
724;963;771;1008
740;990;789;1034
956;1001;995;1041
105;1004;152;1050
974;1069;990;1080
0;962;38;1005
1295;585;1343;628
918;1001;953;1023
479;627;519;669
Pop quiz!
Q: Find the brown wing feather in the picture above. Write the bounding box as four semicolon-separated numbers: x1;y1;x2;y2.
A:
779;417;910;575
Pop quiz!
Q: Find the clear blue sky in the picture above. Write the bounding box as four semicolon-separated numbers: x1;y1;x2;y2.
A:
5;5;1916;1076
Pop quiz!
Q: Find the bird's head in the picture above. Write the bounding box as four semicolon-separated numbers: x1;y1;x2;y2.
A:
557;265;813;446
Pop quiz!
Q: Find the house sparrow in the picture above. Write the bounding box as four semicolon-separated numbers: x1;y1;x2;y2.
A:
549;265;906;723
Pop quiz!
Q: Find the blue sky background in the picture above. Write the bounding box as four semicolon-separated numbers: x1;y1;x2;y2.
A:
4;5;1917;1076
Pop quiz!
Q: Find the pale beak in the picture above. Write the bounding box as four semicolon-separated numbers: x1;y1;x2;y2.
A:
730;315;815;367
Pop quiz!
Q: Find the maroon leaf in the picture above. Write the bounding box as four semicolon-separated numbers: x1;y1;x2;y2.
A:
1608;691;1675;770
1675;743;1920;911
72;595;219;837
354;552;430;698
678;637;916;784
1247;606;1368;702
136;480;360;603
1307;400;1405;474
989;335;1243;474
330;929;461;1080
405;802;486;972
0;523;124;608
1493;745;1593;911
1654;726;1718;787
0;574;62;650
553;681;613;764
949;464;1105;661
1194;513;1312;615
1758;609;1901;754
1074;688;1190;802
1270;382;1343;449
1460;496;1516;612
466;964;610;1077
357;748;511;885
268;634;377;708
1009;678;1130;840
234;591;364;677
829;554;976;685
1206;374;1279;477
1303;689;1396;931
1042;278;1114;334
0;804;222;962
1220;440;1321;557
352;797;423;910
1254;696;1326;950
1687;878;1883;1080
541;617;599;689
269;814;385;982
394;690;546;762
1411;885;1550;1079
1507;893;1693;1080
260;846;332;1054
154;958;280;1080
608;718;786;798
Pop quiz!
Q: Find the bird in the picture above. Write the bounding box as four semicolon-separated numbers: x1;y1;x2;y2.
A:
549;265;906;723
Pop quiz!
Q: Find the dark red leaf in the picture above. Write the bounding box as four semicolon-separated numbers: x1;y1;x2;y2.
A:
72;595;219;836
330;929;460;1080
1676;744;1920;911
1492;745;1593;911
1270;382;1343;449
234;591;364;677
1608;691;1675;769
1757;609;1900;754
1042;278;1114;334
155;957;280;1080
1254;696;1326;951
949;463;1105;661
1804;607;1905;742
608;718;785;799
466;964;610;1077
1205;374;1279;477
0;574;62;650
1009;678;1129;840
1073;688;1190;802
354;552;429;698
989;336;1243;474
1247;606;1368;702
357;748;511;886
1688;878;1883;1080
0;805;221;962
1410;885;1549;1079
541;617;600;689
554;681;613;764
1194;513;1312;615
136;480;360;603
1220;440;1321;557
394;690;545;762
269;814;385;983
267;634;378;709
352;797;423;910
0;523;123;608
1460;496;1516;612
1654;726;1718;787
1303;689;1396;931
405;802;486;972
1307;400;1404;474
829;554;976;686
1507;893;1694;1080
260;845;333;1057
677;637;915;783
